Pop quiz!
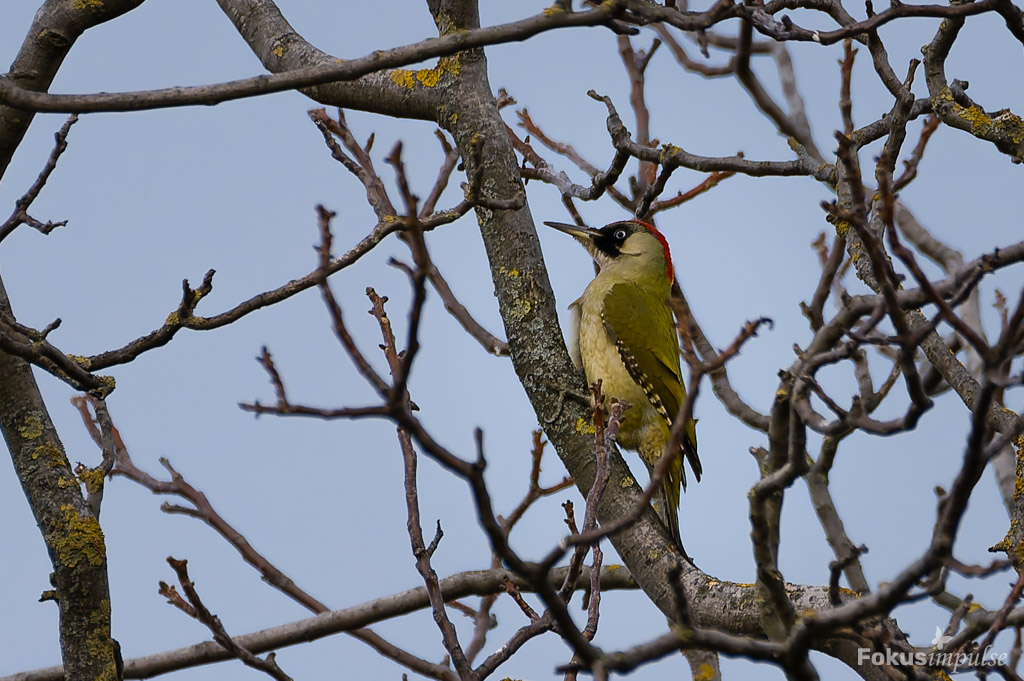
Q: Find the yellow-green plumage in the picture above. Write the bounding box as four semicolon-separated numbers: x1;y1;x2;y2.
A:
549;219;700;548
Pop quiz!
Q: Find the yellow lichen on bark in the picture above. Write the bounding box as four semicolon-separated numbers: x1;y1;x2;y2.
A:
574;416;596;435
388;56;461;90
18;414;44;440
78;467;106;496
694;663;716;681
32;442;67;469
389;69;417;89
51;505;107;571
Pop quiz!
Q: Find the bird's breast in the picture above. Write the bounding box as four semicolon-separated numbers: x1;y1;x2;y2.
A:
577;284;653;441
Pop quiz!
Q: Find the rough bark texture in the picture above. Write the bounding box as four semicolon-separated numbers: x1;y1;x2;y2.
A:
0;279;117;681
215;0;438;121
426;0;700;615
0;2;147;678
0;0;144;178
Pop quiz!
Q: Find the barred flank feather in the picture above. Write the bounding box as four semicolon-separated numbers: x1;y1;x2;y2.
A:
610;333;690;490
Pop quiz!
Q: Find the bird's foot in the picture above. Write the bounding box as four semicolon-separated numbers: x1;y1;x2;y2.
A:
542;383;593;424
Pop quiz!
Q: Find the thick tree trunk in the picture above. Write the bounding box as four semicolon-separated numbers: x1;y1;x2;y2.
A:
0;279;118;681
0;2;148;678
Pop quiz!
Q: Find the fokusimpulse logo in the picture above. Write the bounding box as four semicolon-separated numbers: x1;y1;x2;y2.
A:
856;627;1008;671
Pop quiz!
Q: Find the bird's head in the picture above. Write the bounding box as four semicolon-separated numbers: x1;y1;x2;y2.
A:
544;219;674;282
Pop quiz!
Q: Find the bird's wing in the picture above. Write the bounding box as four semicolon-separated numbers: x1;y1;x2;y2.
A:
602;283;700;482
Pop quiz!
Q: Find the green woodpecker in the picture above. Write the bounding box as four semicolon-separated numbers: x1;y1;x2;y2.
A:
545;219;700;546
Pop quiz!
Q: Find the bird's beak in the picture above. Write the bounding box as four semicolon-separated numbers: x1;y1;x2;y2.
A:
545;220;606;266
543;221;601;242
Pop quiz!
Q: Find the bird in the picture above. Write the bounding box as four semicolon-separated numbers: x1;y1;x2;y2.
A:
544;218;700;548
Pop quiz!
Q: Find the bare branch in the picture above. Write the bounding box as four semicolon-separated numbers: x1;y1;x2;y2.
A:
0;4;631;114
161;558;294;681
0;114;77;243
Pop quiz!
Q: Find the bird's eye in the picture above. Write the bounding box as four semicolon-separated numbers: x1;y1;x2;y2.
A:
614;229;627;240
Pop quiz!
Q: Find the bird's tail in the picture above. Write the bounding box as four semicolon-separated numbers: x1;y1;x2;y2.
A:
643;437;690;555
661;478;684;551
647;451;683;552
682;418;701;486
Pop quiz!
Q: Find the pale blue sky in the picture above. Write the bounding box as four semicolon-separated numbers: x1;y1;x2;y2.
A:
2;2;1023;680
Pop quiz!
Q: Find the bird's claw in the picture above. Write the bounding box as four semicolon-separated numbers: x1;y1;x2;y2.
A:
543;383;593;424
